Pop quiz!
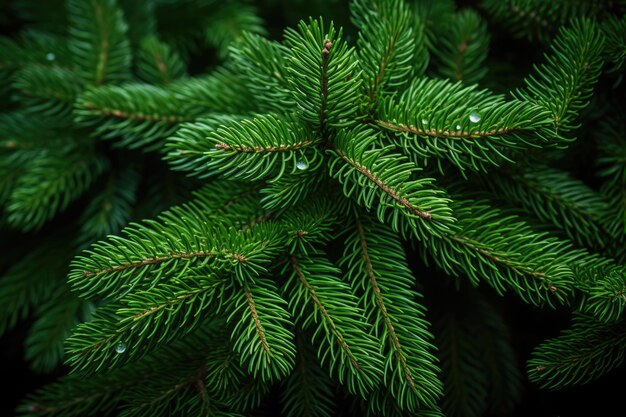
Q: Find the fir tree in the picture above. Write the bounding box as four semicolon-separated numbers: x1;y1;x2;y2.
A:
1;0;625;416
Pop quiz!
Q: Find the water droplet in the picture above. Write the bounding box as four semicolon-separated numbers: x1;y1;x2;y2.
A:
46;52;55;61
456;124;462;131
421;118;428;125
469;112;481;123
296;159;308;170
115;342;126;353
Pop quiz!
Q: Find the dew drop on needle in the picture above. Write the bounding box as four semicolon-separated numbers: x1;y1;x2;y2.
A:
296;159;308;170
115;342;126;353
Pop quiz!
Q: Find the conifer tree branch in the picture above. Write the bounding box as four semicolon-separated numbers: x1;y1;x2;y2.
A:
415;190;576;307
514;18;605;134
529;314;626;389
446;234;557;293
479;164;612;249
229;32;293;113
376;78;560;172
430;9;489;83
351;0;419;103
243;286;271;356
136;36;186;85
67;0;131;85
354;220;408;375
283;254;383;396
333;146;431;220
343;217;442;410
69;183;273;299
66;276;226;374
290;256;361;371
80;102;193;123
167;113;323;181
280;334;335;417
328;126;455;240
227;277;295;382
285;18;362;128
5;3;624;415
375;119;518;139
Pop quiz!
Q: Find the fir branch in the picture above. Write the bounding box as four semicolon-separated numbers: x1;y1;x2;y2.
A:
203;2;266;59
602;15;626;76
573;258;626;323
229;32;294;113
513;18;605;134
280;334;335;417
471;296;523;414
284;254;383;396
0;241;72;336
487;164;612;248
529;314;626;389
6;145;108;231
227;278;296;382
26;287;89;373
118;0;155;46
430;9;489;84
135;35;186;85
328;126;455;240
596;114;626;243
67;0;131;85
482;0;609;43
13;65;85;123
279;198;340;255
352;0;420;102
75;84;196;151
434;312;488;417
5;3;626;415
65;275;225;374
78;165;140;244
260;167;329;210
376;78;560;172
285;18;362;129
169;66;255;115
0;31;72;72
342;217;442;411
333;147;431;220
68;183;271;299
418;190;576;307
167;113;323;181
20;328;226;417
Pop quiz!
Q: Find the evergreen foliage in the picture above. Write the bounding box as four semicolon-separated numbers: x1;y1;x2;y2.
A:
1;0;626;416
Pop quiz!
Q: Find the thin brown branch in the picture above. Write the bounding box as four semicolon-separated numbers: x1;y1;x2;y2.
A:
320;39;332;127
194;364;211;411
243;286;271;356
370;35;395;102
454;39;468;81
376;119;515;139
214;140;316;153
154;54;170;84
92;0;109;86
82;249;217;277
81;102;192;123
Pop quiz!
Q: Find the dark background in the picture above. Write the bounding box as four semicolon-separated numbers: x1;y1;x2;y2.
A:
1;0;624;416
